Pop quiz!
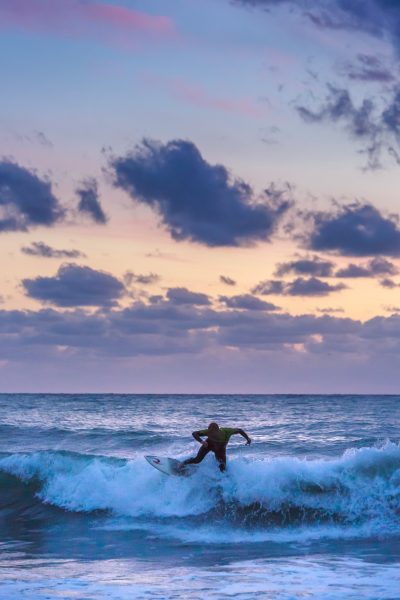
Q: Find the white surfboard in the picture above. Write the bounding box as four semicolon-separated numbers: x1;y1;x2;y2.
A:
145;455;192;476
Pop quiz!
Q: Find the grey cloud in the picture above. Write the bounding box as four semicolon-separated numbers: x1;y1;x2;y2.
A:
2;295;400;363
379;278;399;288
335;257;398;278
0;160;64;232
275;256;334;277
338;54;395;83
297;85;400;168
166;287;211;306
253;277;346;296
236;3;400;166
111;138;291;247
308;203;400;257
34;131;54;148
234;1;400;57
220;275;237;286
252;280;285;295
289;278;346;296
124;271;160;286
23;263;125;307
296;85;381;168
76;179;107;224
219;294;278;311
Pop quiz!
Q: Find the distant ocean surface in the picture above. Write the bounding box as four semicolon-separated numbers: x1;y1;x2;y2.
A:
0;394;399;599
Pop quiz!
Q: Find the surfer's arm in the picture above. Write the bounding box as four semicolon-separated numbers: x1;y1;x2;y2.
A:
192;431;208;447
233;428;251;445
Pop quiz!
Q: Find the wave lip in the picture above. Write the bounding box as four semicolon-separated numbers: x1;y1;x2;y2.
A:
0;441;399;541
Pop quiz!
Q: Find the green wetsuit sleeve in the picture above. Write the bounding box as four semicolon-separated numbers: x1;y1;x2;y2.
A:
221;428;236;442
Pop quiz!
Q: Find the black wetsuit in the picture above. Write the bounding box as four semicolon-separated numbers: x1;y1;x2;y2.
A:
183;427;237;472
184;438;227;471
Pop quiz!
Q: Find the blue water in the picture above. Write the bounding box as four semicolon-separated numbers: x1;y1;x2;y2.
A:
0;394;399;599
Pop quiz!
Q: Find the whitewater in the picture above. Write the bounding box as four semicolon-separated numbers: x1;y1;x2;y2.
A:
0;394;399;599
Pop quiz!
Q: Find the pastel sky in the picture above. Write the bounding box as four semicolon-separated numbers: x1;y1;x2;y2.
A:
1;0;400;392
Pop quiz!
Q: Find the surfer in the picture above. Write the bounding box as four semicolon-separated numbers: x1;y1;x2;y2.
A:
182;422;251;472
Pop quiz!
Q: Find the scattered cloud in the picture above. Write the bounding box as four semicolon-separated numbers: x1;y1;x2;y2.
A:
33;130;54;148
22;263;125;307
15;130;54;148
220;275;237;286
0;160;64;232
297;85;400;168
252;279;285;295
260;126;281;145
76;179;107;224
379;278;399;289
297;85;380;168
234;1;400;58
144;249;188;263
21;241;85;259
111;138;291;247
384;305;400;313
220;294;278;311
124;271;160;285
252;277;346;296
165;287;211;306
338;54;395;83
335;257;398;278
307;203;400;257
275;255;334;277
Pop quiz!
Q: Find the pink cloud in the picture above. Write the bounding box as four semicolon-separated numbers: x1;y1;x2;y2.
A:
0;0;176;49
172;79;264;118
143;73;265;119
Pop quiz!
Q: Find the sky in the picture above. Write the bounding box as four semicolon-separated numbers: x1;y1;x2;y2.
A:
0;0;400;393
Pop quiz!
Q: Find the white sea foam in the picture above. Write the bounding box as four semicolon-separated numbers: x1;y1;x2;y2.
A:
0;555;399;600
1;441;399;543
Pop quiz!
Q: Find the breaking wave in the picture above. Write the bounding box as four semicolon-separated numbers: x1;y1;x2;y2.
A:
1;441;399;542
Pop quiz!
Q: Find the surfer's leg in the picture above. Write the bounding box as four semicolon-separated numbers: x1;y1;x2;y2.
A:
213;444;227;472
183;444;209;465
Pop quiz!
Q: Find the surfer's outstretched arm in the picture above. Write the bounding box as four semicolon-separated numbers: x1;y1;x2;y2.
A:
233;428;251;445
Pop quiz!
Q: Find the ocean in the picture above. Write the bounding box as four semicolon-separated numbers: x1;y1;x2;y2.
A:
0;394;399;599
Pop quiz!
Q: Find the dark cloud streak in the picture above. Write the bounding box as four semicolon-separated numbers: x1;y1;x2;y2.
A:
220;275;237;286
21;241;85;259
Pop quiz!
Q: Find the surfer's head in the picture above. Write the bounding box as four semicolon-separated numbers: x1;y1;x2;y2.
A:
208;422;219;432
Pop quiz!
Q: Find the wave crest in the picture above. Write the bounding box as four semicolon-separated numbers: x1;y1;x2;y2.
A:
1;442;399;539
